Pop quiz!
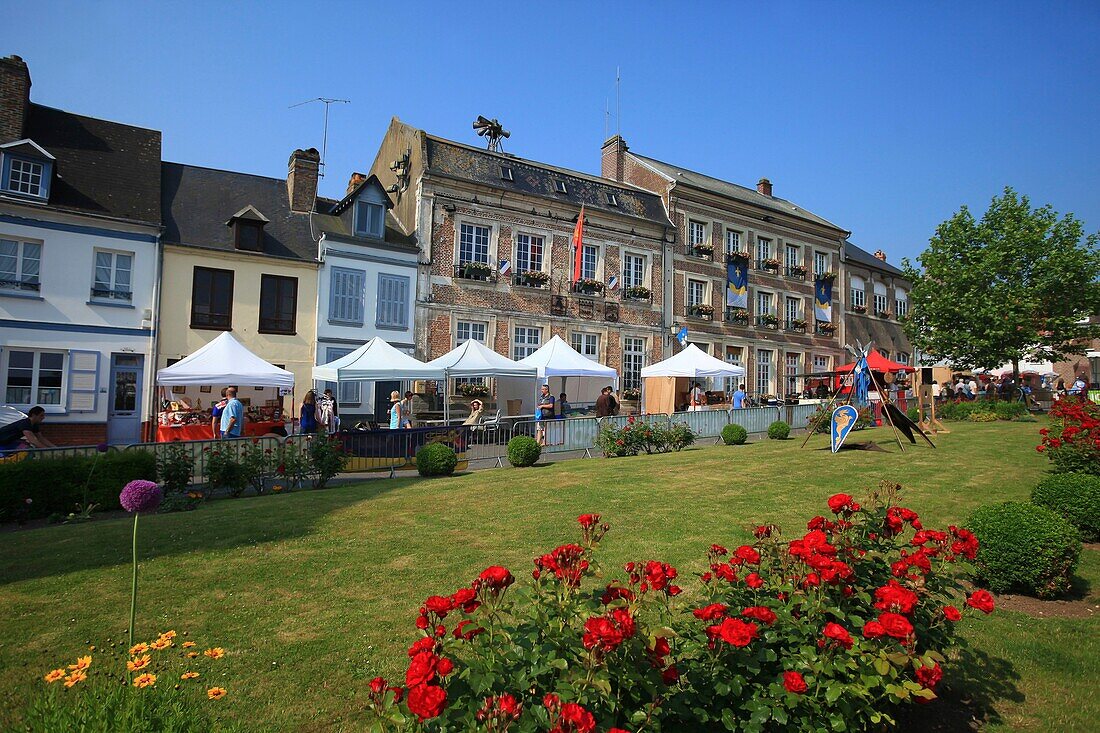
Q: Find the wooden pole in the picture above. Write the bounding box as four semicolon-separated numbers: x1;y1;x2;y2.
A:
868;368;906;452
799;364;857;449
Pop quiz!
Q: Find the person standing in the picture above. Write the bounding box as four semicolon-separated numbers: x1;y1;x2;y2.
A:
688;381;706;412
594;387;613;418
220;387;244;439
209;388;228;439
968;376;979;401
557;392;571;418
535;384;555;446
1069;376;1087;397
0;406;56;451
732;383;747;409
400;391;415;429
323;388;340;433
300;391;318;434
388;390;404;429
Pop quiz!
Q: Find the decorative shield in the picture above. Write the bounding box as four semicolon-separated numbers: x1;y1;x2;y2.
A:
830;405;859;453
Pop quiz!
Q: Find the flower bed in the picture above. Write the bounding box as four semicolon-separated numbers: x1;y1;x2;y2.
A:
365;485;991;730
1037;397;1100;475
594;417;695;456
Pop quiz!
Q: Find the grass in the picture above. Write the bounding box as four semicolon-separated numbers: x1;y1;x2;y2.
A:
1;421;1096;731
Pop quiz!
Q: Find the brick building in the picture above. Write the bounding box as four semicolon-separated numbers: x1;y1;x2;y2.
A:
367;118;673;397
841;242;912;365
602;136;849;398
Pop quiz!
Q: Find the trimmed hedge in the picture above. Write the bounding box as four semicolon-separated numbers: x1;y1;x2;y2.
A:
721;423;748;445
507;436;541;467
968;501;1081;599
767;420;790;440
1032;473;1100;542
938;400;1028;421
0;450;157;521
416;443;458;477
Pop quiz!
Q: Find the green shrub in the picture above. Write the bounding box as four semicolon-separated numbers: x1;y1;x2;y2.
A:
721;423;748;445
968;501;1081;599
767;420;790;440
594;419;696;457
968;411;998;422
159;490;202;513
205;445;248;497
307;435;347;489
665;422;697;451
507;436;541;467
939;399;1026;421
156;442;193;493
417;442;458;477
1032;473;1100;542
0;451;156;521
906;406;920;423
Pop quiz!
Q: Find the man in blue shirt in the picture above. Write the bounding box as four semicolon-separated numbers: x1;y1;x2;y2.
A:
732;383;747;409
219;387;244;438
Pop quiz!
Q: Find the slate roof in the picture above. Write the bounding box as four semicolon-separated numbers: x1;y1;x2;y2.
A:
844;241;906;277
627;152;846;234
846;313;911;354
422;134;672;227
18;103;161;225
160;162;317;261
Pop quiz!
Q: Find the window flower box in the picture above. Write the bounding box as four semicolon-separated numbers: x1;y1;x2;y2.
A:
785;264;807;280
815;321;838;335
757;313;779;329
688;244;714;260
875;310;891;319
725;307;749;325
786;318;808;333
571;278;605;296
817;271;838;281
850;304;867;313
514;270;550;288
455;261;496;282
687;303;714;320
758;258;781;271
726;250;750;263
623;285;651;301
456;382;491;398
621;387;641;401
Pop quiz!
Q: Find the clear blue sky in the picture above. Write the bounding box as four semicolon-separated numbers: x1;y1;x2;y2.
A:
8;1;1099;261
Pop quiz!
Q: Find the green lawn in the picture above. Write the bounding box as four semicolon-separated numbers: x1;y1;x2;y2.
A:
1;421;1096;731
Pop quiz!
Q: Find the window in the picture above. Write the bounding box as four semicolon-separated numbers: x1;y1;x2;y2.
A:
687;279;707;307
756;236;772;263
895;352;910;366
786;244;800;269
688;220;707;248
326;348;361;404
259;274;297;334
0;237;41;291
4;349;63;406
233;221;263;252
725;346;744;393
515;233;544;273
191;267;234;329
756;290;773;316
895;288;909;318
376;274;409;330
756;349;773;397
512;326;541;360
5;157;45;197
354;200;385;238
457;320;488;345
785;296;801;326
786;353;801;395
605;192;619;206
459;223;491;265
91;250;133;301
581;244;599;280
725;229;741;255
500;166;514;181
814;251;830;277
554;180;568;194
813;354;830;373
623;337;646;390
622;253;645;289
571;332;600;360
850;275;866;309
873;282;888;315
329;267;365;325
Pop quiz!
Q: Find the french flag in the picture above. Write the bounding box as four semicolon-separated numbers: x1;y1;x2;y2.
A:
499;259;512;276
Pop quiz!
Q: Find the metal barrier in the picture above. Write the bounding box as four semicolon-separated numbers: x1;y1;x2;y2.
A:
23;444;112;460
509;417;601;456
124;436;285;485
786;402;822;430
727;406;783;434
598;413;671;431
671;409;729;438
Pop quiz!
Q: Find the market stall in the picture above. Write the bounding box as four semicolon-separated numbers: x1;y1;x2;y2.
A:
426;339;538;422
154;332;295;441
518;335;618;411
640;344;745;413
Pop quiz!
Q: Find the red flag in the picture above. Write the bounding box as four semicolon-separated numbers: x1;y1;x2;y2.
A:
572;205;585;282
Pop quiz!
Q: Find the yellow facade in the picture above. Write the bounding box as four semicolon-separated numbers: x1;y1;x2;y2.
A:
157;245;318;394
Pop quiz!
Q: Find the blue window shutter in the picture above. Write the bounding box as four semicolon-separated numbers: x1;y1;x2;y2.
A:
394;276;408;327
376;274;408;329
67;350;100;413
329;267;364;325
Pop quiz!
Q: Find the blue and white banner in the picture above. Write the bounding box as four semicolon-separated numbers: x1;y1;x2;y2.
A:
726;259;748;308
830;404;858;453
814;277;833;323
676;326;689;347
608;274;619;291
499;259;511;276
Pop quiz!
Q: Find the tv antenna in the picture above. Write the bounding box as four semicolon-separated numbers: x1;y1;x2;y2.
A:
289;97;351;179
472;115;510;152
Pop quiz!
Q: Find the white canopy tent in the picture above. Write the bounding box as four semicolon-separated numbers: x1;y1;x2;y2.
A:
640;343;745;414
156;332;295;388
426;340;538;421
519;335;619;412
312;337;443;382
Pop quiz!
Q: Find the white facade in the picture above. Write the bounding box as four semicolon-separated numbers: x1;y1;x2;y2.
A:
0;207;159;443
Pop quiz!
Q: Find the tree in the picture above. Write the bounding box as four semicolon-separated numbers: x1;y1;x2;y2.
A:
903;187;1100;379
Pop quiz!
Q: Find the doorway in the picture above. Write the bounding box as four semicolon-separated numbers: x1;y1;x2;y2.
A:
108;353;144;445
374;380;401;426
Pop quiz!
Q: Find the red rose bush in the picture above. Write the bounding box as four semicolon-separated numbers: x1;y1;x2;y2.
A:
366;483;991;731
1037;396;1100;475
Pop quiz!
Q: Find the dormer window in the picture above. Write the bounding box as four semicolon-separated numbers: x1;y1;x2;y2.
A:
500;165;514;181
605;192;619;207
0;139;55;201
554;180;568;194
354;200;385;238
225;205;269;252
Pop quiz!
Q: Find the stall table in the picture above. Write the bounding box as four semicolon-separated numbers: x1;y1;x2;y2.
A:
156;421;284;442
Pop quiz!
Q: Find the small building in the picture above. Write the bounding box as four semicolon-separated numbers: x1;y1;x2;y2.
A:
0;55;161;445
841;242;912;366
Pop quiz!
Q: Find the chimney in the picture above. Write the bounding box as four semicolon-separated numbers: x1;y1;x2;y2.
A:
346;172;367;196
286;148;320;213
601;134;628;182
756;178;772;197
873;249;887;262
0;55;32;143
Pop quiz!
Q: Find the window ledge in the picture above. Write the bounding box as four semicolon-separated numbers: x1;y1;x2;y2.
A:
0;290;44;301
375;323;410;332
258;329;297;336
87;300;136;309
328;318;366;328
190;323;233;332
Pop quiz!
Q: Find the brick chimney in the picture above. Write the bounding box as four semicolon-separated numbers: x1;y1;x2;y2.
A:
873;249;887;262
601;135;628;182
756;178;772;197
346;172;367;196
0;55;32;143
286;148;320;213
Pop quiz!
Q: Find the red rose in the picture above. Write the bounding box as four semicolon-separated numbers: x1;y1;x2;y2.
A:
558;702;596;733
423;595;453;617
783;670;808;694
942;605;962;621
915;662;943;689
692;603;728;621
661;665;681;685
822;622;853;649
369;676;386;694
436;657;454;676
478;566;515;593
744;572;764;589
710;544;728;555
733;545;761;565
408;637;435;657
862;620;886;639
877;612;914;639
601;583;636;605
451;587;479;612
873;579;920;615
828;493;854;513
406;683;447;721
711;618;759;647
740;606;777;625
405;651;437;688
577;513;601;529
966;589;995;614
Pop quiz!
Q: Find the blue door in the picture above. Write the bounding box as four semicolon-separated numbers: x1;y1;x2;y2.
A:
108;354;144;445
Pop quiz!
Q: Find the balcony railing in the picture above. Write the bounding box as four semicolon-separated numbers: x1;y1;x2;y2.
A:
685;304;714;321
755;314;779;330
784;265;807;281
512;272;550;289
725;307;749;325
784;319;808;333
1;279;41;292
90;287;133;301
756;259;781;273
454;262;497;283
571;280;605;297
687;245;715;261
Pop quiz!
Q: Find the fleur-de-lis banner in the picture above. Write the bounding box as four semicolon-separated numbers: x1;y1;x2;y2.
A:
726;259;748;308
814;277;833;323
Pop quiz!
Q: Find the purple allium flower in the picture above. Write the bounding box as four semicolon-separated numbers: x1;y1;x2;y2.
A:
119;480;162;513
96;442;110;453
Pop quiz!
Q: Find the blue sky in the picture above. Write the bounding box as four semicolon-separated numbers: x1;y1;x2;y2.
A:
9;1;1099;261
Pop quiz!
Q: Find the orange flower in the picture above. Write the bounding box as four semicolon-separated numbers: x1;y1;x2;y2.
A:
127;655;151;672
207;686;227;700
159;630;177;639
204;647;225;659
186;652;200;658
129;643;149;656
68;656;91;671
182;641;197;648
44;668;66;683
151;638;173;651
133;673;157;688
180;671;200;680
64;670;87;687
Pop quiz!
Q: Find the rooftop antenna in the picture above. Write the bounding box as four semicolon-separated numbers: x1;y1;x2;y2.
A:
472;116;510;152
289;97;351;179
616;66;621;136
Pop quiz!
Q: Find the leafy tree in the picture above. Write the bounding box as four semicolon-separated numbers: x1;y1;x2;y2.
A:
903;187;1100;377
